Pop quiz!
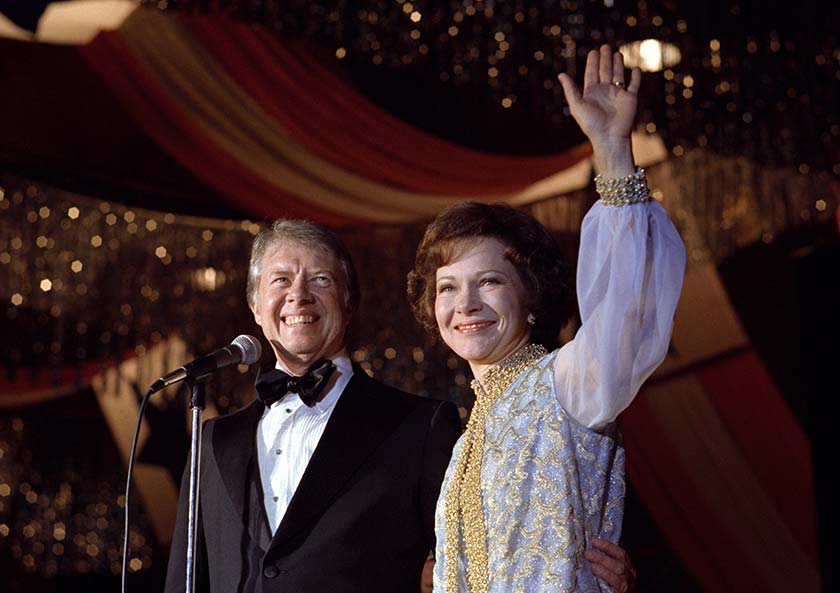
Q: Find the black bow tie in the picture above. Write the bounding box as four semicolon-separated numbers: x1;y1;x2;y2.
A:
255;359;336;408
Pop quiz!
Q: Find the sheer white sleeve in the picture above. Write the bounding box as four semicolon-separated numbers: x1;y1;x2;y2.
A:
554;200;686;431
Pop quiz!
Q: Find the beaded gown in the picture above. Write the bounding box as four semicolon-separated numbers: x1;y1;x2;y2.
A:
433;200;686;593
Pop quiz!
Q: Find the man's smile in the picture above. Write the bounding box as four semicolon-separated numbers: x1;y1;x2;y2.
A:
282;315;318;326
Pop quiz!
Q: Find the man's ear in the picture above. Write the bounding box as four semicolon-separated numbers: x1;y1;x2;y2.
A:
250;301;262;327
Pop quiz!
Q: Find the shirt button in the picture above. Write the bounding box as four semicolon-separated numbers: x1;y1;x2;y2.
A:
263;565;279;579
285;408;292;414
275;448;282;455
273;496;279;502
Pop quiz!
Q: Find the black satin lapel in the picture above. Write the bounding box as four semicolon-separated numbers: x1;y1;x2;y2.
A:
211;401;268;549
269;372;402;550
246;454;273;551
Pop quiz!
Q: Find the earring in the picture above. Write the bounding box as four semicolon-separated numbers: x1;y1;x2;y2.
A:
527;313;536;325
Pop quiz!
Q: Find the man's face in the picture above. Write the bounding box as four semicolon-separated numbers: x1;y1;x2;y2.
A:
250;241;350;375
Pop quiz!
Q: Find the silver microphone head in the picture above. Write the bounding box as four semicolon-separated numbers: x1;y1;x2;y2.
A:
231;334;262;365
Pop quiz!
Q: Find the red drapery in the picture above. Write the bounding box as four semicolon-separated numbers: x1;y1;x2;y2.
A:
624;350;820;593
182;16;591;194
79;29;354;225
79;9;594;226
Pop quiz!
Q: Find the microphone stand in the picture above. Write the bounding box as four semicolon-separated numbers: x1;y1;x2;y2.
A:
120;336;260;593
185;377;208;593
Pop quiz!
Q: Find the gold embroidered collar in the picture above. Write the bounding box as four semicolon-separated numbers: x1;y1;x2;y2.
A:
470;343;549;402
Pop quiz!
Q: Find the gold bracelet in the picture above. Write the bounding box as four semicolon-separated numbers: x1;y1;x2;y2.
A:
594;167;652;206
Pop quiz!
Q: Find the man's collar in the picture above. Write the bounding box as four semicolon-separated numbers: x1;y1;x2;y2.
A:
274;350;351;376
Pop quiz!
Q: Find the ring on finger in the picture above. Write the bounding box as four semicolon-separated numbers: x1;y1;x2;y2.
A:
613;80;625;88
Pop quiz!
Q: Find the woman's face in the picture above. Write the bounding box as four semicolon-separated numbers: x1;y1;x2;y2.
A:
434;237;531;377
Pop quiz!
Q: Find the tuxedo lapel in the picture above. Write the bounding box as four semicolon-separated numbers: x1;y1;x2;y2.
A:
269;371;403;551
211;400;271;550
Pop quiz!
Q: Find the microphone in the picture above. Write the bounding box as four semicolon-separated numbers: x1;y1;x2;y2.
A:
150;334;262;393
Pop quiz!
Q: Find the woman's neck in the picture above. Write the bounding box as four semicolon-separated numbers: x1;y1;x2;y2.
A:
469;336;534;388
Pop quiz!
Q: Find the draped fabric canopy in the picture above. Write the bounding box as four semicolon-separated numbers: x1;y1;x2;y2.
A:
79;8;598;226
626;351;820;593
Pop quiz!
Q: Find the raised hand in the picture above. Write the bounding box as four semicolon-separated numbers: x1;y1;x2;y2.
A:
558;44;641;178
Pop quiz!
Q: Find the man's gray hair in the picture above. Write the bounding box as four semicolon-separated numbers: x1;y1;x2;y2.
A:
247;219;360;313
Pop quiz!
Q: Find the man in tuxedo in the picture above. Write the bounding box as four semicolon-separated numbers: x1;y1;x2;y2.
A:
163;219;637;593
164;219;462;593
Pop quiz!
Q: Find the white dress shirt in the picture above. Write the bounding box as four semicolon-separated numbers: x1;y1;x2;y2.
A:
256;355;353;533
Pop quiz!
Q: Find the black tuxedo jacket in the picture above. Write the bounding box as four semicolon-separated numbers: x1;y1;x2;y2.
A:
164;368;461;593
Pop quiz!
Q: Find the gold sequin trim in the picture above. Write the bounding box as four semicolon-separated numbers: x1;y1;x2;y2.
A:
444;343;548;593
594;167;652;206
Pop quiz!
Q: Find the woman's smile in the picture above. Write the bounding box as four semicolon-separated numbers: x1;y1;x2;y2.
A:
454;320;496;333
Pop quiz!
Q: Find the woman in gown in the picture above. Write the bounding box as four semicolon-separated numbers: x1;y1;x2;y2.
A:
406;46;686;593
